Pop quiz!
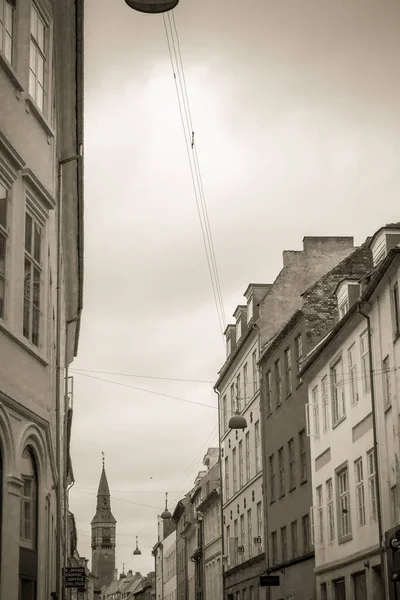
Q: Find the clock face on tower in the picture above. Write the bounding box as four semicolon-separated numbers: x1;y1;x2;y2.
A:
103;498;107;506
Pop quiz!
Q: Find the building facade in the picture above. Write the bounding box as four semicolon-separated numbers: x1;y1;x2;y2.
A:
91;463;117;594
300;225;400;600
163;530;177;600
197;460;222;600
258;244;373;600
0;1;84;599
216;285;272;600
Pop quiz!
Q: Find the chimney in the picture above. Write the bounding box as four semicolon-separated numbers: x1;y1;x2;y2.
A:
127;570;133;576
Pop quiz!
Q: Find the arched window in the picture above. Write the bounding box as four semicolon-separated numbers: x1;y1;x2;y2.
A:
19;447;38;600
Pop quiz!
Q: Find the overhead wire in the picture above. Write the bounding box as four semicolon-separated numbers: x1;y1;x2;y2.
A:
162;11;226;342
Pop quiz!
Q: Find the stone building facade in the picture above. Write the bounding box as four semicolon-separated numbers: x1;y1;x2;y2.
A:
0;1;84;599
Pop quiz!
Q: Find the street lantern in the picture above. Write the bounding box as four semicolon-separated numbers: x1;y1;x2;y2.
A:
161;492;172;519
124;0;179;13
133;536;142;555
228;413;247;429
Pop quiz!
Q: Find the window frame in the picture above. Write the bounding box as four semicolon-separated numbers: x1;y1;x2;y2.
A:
232;447;237;495
269;454;275;503
382;355;391;409
265;370;272;416
278;446;285;498
321;375;329;431
348;343;358;405
275;358;282;407
29;2;50;114
360;330;370;394
331;357;346;426
302;513;310;553
0;0;15;65
326;478;335;542
19;447;38;552
354;458;366;528
336;463;352;543
238;440;244;488
247;508;252;558
392;282;400;338
252;350;258;394
245;432;251;482
280;525;287;562
284;347;292;397
288;438;295;491
290;520;298;558
254;420;261;473
299;429;307;483
367;450;378;523
294;333;303;379
23;207;44;348
271;530;277;566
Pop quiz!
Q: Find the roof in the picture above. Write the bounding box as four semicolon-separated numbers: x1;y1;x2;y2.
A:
300;246;400;376
97;466;110;496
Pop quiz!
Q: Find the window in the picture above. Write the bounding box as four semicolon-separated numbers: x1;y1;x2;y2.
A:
367;450;378;523
20;448;37;550
337;467;351;538
232;448;237;494
256;501;262;546
299;430;307;483
291;520;298;558
0;182;7;320
354;458;366;527
334;579;346;600
275;359;282;406
236;316;242;343
230;383;235;417
0;0;14;63
29;3;48;112
227;337;231;356
320;583;328;600
102;527;111;545
302;514;310;553
284;348;292;396
339;300;349;319
24;211;42;347
348;344;358;405
280;526;287;562
271;531;277;565
393;283;400;336
247;509;252;558
222;395;227;432
265;370;272;415
326;478;335;541
254;421;260;473
239;441;244;488
295;334;303;377
288;438;295;490
321;376;329;431
278;447;285;497
240;514;245;553
316;485;324;544
382;356;391;409
311;385;320;437
243;364;248;404
245;432;251;482
252;350;258;394
247;295;253;323
331;358;345;425
236;374;242;412
360;331;370;394
269;454;275;502
224;457;229;499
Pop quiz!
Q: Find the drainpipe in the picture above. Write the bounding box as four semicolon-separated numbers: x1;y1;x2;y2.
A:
56;150;82;600
252;322;270;600
357;302;388;599
214;388;226;600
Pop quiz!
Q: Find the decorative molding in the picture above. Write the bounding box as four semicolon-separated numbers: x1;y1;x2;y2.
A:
25;97;55;139
0;51;24;93
0;130;25;184
6;474;24;496
21;168;55;210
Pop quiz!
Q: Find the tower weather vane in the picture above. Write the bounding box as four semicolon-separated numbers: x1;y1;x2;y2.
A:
102;451;105;467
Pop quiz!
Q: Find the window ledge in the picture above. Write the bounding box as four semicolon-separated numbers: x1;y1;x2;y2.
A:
338;533;353;545
300;478;307;486
25;97;55;138
384;403;392;414
0;319;49;366
0;51;24;92
332;415;346;430
289;486;296;493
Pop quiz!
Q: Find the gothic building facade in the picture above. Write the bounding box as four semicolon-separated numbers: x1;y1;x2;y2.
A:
91;463;117;594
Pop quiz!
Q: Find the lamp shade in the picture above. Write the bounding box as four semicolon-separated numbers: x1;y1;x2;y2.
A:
228;414;247;430
161;508;172;519
124;0;179;13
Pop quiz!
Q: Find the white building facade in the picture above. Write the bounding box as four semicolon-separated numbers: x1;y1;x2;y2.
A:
163;530;177;600
301;225;400;600
216;285;271;599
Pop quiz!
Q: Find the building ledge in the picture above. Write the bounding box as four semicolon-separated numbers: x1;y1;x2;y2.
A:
25;97;55;139
224;551;265;577
0;51;24;92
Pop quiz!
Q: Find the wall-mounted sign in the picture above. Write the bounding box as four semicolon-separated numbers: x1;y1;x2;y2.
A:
64;567;86;589
260;575;280;587
390;531;400;553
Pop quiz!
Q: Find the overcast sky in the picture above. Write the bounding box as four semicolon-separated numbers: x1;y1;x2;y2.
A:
69;0;400;576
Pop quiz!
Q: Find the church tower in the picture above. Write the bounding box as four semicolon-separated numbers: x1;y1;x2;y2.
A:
91;457;116;592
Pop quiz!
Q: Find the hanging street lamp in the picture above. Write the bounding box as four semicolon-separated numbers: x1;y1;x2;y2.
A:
161;492;172;519
124;0;179;14
133;536;142;555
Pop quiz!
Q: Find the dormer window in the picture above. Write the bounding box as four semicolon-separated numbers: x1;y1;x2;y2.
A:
236;317;242;343
369;226;400;267
227;336;232;356
247;295;253;323
339;300;349;319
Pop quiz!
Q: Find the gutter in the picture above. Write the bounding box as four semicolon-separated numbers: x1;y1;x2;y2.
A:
357;302;388;599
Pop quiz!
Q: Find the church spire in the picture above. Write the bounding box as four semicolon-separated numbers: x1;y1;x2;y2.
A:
97;452;110;499
91;453;116;522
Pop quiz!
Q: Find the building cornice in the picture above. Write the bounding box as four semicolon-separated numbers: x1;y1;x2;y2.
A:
214;326;257;390
258;309;303;367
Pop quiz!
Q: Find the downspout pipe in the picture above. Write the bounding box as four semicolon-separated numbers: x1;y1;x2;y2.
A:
214;388;226;600
56;151;82;600
357;302;388;599
252;322;271;600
